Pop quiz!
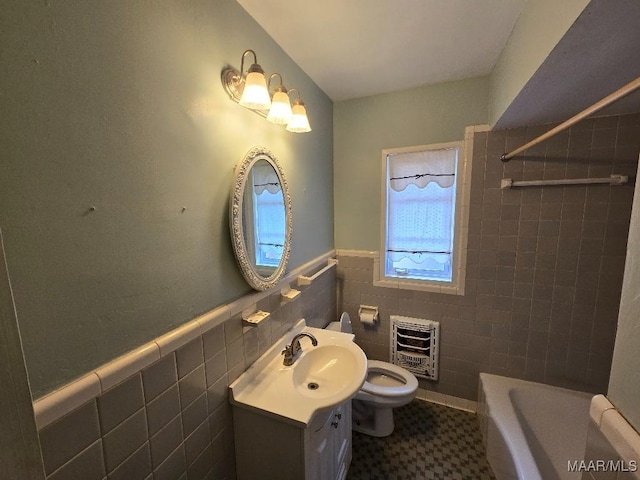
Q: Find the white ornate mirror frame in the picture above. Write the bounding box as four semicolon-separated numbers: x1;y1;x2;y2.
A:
230;146;293;290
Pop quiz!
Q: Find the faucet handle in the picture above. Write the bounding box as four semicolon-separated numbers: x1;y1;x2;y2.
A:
281;345;294;366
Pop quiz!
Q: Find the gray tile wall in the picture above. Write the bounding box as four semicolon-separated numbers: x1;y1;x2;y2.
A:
38;269;336;480
338;113;640;400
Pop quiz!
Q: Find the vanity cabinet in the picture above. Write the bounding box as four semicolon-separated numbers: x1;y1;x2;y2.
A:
233;400;352;480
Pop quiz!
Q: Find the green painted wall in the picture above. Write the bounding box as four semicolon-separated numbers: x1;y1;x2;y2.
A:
0;0;333;398
333;76;489;251
0;230;44;478
489;0;589;126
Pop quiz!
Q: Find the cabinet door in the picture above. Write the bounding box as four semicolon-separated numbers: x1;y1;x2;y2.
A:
306;409;335;480
333;402;352;480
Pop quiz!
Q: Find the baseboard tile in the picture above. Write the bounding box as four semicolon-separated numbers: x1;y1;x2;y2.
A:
416;388;477;413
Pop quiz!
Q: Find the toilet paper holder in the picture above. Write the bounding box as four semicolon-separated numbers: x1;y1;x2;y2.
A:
358;305;379;326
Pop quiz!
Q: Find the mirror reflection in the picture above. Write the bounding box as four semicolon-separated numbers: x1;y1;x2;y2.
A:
243;160;286;277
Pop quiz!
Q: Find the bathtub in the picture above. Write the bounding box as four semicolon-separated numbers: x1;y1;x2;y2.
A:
478;373;593;480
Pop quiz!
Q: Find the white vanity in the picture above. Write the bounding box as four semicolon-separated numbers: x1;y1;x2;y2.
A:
229;320;367;480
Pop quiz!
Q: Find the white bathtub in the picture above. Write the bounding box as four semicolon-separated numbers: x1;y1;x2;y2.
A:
478;373;593;480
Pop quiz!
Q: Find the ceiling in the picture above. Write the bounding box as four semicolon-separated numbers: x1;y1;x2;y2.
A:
493;0;640;128
237;0;640;128
236;0;526;102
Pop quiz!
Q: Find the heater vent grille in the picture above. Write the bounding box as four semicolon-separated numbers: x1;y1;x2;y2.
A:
390;315;440;380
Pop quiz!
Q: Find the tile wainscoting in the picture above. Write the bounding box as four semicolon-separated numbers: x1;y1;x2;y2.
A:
337;114;640;401
34;252;337;480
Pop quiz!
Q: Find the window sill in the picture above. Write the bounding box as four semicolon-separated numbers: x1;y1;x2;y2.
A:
373;278;463;295
372;256;464;295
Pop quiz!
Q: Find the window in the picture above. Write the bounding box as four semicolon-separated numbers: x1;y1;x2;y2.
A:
378;140;469;294
249;163;286;269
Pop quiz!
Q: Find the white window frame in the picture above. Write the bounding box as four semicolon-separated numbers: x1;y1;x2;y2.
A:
375;126;482;294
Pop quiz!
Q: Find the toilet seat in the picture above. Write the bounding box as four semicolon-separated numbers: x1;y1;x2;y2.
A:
361;360;419;398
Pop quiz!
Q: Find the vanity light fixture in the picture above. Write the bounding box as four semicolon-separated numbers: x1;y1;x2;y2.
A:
221;50;311;133
266;73;292;125
286;89;312;133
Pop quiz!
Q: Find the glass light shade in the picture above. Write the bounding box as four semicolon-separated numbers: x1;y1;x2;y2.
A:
267;91;292;125
239;71;271;110
286;103;311;133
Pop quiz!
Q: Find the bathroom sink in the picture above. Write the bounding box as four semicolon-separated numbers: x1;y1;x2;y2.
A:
292;345;364;400
229;320;367;426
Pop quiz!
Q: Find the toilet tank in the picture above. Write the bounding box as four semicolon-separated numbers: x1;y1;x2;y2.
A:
327;312;353;333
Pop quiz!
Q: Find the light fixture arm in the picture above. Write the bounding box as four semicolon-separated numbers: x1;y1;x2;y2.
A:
287;88;306;107
239;49;265;78
268;73;288;94
240;49;262;79
287;88;301;102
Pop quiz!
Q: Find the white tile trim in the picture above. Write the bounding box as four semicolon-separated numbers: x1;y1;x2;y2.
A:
95;342;160;391
335;249;378;258
155;320;202;358
588;395;640;476
31;249;336;429
468;124;491;133
589;394;615;426
600;408;640;467
33;372;102;430
226;291;265;319
196;304;230;334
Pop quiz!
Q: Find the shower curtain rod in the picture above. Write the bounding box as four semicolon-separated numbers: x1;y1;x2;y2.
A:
500;76;640;162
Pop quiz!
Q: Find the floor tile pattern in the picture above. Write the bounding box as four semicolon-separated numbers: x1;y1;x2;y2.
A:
348;400;496;480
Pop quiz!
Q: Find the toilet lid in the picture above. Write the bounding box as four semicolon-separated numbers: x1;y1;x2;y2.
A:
361;360;419;397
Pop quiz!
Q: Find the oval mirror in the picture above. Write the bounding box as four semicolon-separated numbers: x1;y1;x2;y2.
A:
230;146;292;290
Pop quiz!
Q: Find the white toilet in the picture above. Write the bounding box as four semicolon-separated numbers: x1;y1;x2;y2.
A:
327;312;419;437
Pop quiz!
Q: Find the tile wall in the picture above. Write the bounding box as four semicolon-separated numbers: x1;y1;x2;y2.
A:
37;267;336;480
337;113;640;400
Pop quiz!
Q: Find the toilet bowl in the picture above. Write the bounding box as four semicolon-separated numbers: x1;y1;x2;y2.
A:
328;312;418;437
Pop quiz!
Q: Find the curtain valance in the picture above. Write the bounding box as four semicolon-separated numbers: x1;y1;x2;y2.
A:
388;149;456;191
252;163;281;194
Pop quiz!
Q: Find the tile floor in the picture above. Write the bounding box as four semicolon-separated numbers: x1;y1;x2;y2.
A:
347;399;496;480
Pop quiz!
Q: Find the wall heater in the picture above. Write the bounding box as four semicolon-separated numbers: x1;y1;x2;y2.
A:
390;315;440;380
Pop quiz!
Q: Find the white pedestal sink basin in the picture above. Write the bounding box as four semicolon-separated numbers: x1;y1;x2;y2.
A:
293;344;365;400
293;345;366;404
229;319;367;426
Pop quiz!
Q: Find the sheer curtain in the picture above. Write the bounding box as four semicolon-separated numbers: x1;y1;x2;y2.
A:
386;148;458;280
251;164;285;267
254;190;285;267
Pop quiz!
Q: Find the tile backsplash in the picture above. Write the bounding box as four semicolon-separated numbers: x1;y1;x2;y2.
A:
337;113;640;400
37;256;336;480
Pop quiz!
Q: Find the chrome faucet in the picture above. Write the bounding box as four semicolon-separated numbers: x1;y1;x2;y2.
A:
282;332;318;366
